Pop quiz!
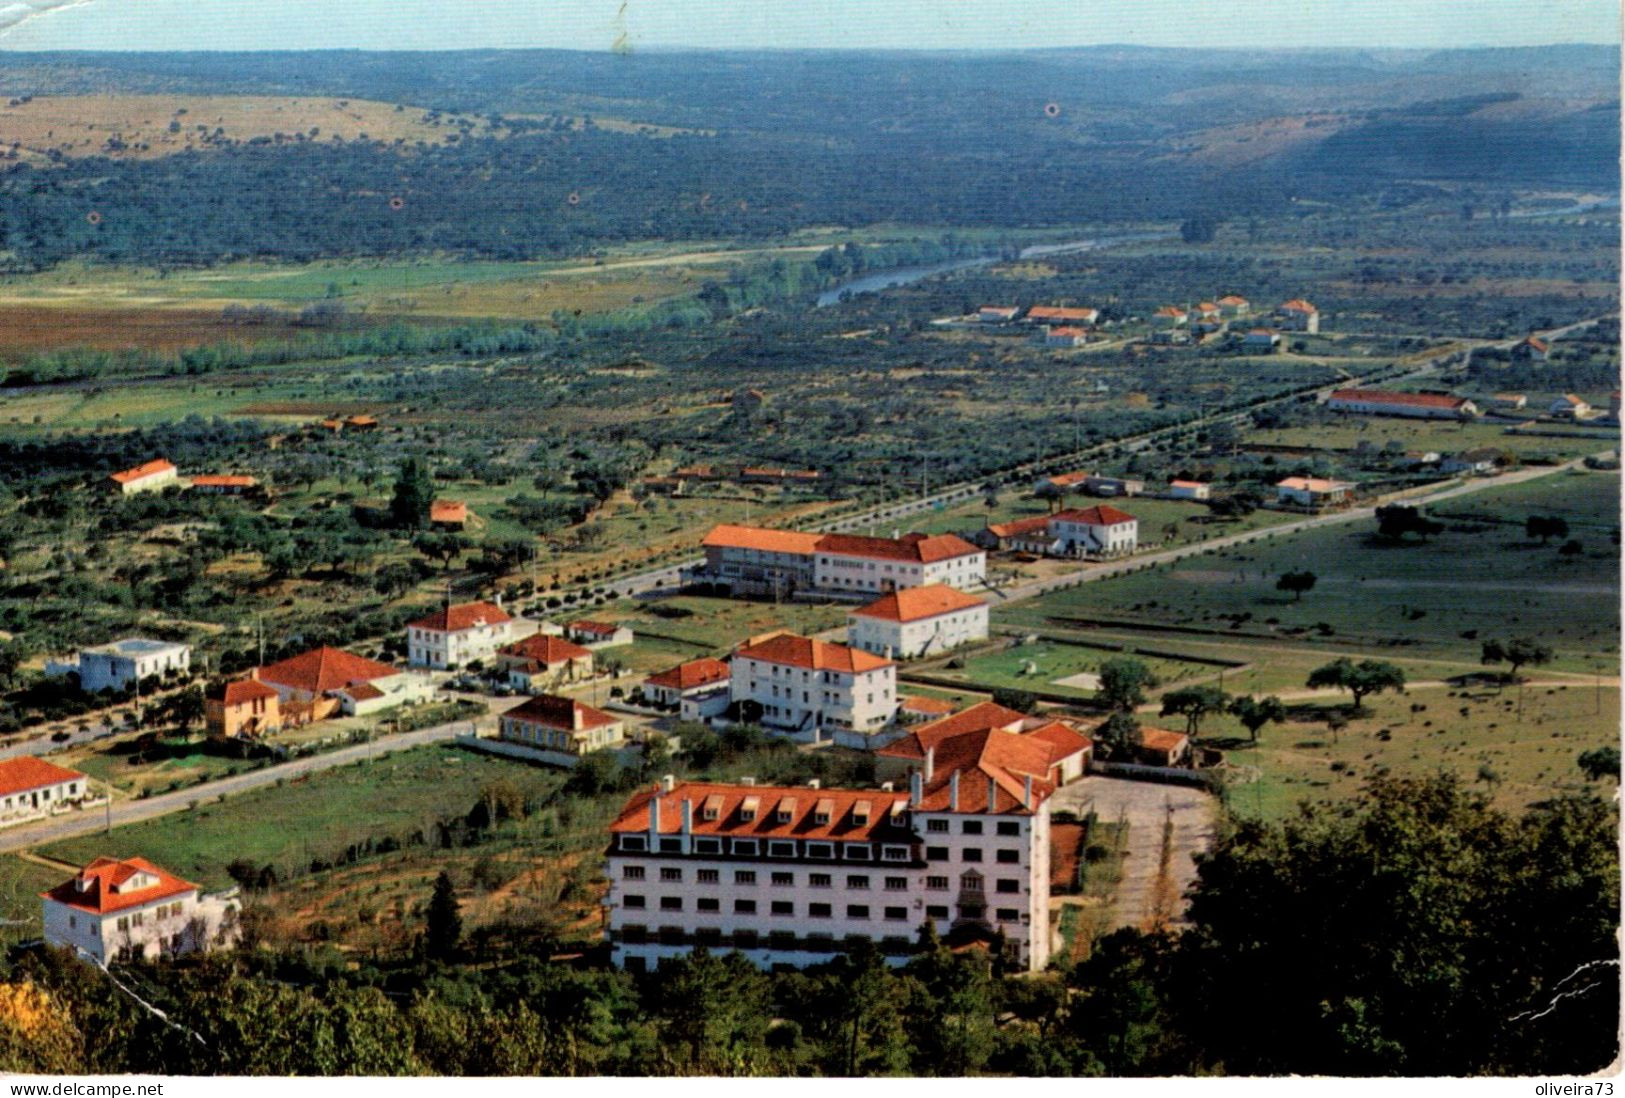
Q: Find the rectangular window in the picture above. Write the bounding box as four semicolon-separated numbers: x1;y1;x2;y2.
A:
732;839;759;856
809;903;832;919
882;846;910;862
959;904;984;920
733;929;759;949
962;848;983;862
926;846;949;862
805;842;833;859
697;869;719;884
846;875;870;890
660;867;683;882
772;872;794;887
997;908;1021;922
771;901;794;917
697;898;720;913
659;897;683;911
619;835;647;851
884;876;908;892
734;899;757;915
884;906;908;921
623;894;646;910
997;821;1021;837
658;838;683;853
996;879;1021;894
926;875;949;891
695;927;723;946
809;873;832;889
927;818;949;833
926;905;949;919
844;844;872;861
996;849;1020;864
694;838;722;855
962;820;983;835
768;841;796;858
735;870;757;886
847;905;870;919
622;865;645;880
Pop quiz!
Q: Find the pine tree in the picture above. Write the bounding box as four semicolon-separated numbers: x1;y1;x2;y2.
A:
390;457;435;530
425;871;461;962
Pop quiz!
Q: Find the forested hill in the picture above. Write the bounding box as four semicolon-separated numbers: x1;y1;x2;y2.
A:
0;46;1610;270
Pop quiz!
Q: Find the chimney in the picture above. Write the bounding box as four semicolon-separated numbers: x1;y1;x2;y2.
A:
988;776;997;812
494;593;503;607
681;798;693;838
949;770;960;811
909;770;923;807
648;796;661;844
924;745;935;783
661;774;675;793
741;776;756;787
1023;775;1033;808
807;778;821;790
881;781;894;792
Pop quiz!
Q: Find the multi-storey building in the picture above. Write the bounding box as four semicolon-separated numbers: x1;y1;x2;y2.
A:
72;638;192;693
691;526;985;598
1049;505;1139;558
604;718;1074;973
847;585;989;660
42;856;238;964
729;633;896;746
406;600;521;670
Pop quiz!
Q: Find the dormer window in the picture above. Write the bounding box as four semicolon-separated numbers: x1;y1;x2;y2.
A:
740;796;759;822
775;797;797;824
852;800;871;826
813;798;834;826
702;794;723;822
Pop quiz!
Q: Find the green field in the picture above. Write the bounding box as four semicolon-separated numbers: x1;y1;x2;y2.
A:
1249;416;1617;463
617;595;852;653
903;491;1301;549
36;744;569;892
996;470;1620;671
930;638;1223;700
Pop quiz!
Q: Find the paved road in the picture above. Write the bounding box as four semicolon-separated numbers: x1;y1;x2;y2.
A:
1050;775;1218;933
0;700;525;855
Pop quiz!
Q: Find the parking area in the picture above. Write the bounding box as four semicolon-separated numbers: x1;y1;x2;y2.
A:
1050;774;1218;933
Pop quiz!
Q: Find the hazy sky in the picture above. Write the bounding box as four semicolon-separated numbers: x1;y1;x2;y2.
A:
0;0;1616;52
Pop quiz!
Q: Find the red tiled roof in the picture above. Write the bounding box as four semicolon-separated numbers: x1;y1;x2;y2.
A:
504;694;618;731
1154;305;1186;317
43;857;196;916
109;459;175;485
1277;477;1351;492
1052;505;1137;526
501;634;592;665
1280;299;1318;313
1047;326;1087;338
408;601;512;633
610;781;912;840
338;682;385;702
986;514;1053;539
1139;727;1189;753
207;678;280;707
1329;389;1469;411
1041;471;1091;487
851;584;987;623
1029;306;1097;322
914;729;1057;815
0;757;85;798
430;500;468;523
344;414;378;427
256;646;399;696
569;620;621;636
190;474;257;488
815;531;981;564
701;524;823;555
1170;479;1208;489
1024;720;1093;761
645;657;731;691
1521;337;1549;351
735;633;892;673
878;701;1029;760
1217;295;1249;305
899;694;959;717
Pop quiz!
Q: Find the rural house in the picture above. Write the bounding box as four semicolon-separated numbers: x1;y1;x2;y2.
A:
1217;294;1250;318
1168;480;1211;501
189;474;259;495
1049;505;1139;558
0;758;90;827
1243;329;1282;351
730;633;897;746
1027;306;1099;327
1276;299;1320;332
56;638;192;694
1083;475;1144;497
1549;394;1592;419
429;500;469;530
255;646;430;724
107;459;179;496
1275;477;1354;509
43;857;239;965
1326;389;1479;421
1044;326;1088;348
1511;336;1550;362
978;305;1020;323
497;633;594;691
565;620;635;648
847;584;990;660
204;678;281;739
643;657;732;720
1152;305;1188;328
497;694;626;765
1033;471;1091;495
407;600;521;669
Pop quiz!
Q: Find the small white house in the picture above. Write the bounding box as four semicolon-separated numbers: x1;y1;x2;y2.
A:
0;758;89;827
564;620;634;648
979;305;1020;323
1168;480;1211;501
70;638;192;693
43;856;238;965
1549;394;1591;419
1275;477;1354;508
108;459;179;496
847;584;990;660
644;657;732;721
1243;329;1282;351
1050;506;1139;558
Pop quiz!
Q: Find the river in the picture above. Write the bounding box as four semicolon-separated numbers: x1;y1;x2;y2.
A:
814;231;1172;307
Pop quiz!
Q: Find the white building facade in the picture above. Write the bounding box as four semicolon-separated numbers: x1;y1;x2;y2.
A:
730;634;897;746
43;857;238;965
75;639;191;693
812;533;985;595
1049;506;1139;558
407;601;521;670
0;759;89;827
847;586;990;660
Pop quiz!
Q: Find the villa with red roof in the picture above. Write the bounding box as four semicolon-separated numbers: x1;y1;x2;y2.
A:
254;645;430;724
107;459;178;496
1511;336;1550;362
189;474;259;495
978;305;1020;323
1277;298;1321;332
1050;505;1139;558
429;500;469;530
1044;325;1088;348
1326;389;1479;421
692;524;985;598
1168;479;1211;502
1027;305;1100;327
847;584;989;660
43;856;239;964
0;758;89;827
1152;305;1187;328
644;657;732;720
497;633;594;691
1217;294;1251;318
497;694;626;766
565;620;634;648
730;633;897;746
407;600;522;670
1276;476;1356;509
204;678;281;739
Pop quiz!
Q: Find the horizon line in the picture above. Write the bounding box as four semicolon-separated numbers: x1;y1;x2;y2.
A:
0;41;1616;56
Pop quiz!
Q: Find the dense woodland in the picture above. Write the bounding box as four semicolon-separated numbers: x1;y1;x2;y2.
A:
0;776;1612;1076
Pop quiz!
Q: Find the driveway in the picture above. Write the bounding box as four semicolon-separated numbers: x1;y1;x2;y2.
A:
1050;775;1219;934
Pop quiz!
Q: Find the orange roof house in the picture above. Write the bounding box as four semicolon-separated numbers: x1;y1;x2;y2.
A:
645;657;731;693
851;585;987;624
430;500;469;528
108;459;178;494
1052;504;1137;527
701;525;824;556
204;678;281;739
43;856;196;917
408;601;511;634
734;633;892;673
0;757;87;801
878;700;1093;798
255;646;399;698
500;633;592;665
189;474;258;492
